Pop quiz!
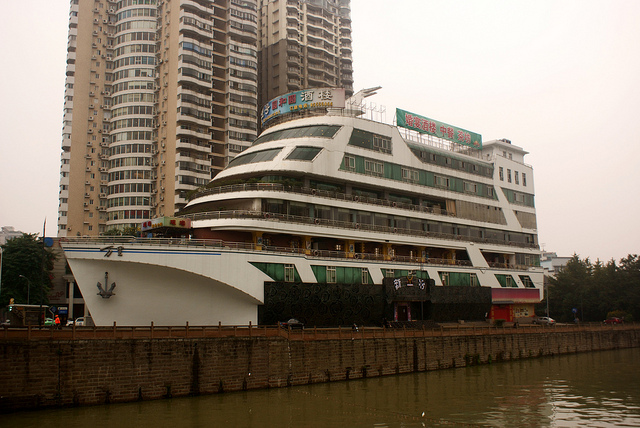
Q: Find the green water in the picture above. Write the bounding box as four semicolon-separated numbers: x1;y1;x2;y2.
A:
6;348;640;427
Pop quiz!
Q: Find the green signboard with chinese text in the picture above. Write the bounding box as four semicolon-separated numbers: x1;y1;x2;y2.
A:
396;108;482;149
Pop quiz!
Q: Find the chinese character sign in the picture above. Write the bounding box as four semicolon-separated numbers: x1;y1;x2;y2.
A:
261;88;346;126
396;108;482;149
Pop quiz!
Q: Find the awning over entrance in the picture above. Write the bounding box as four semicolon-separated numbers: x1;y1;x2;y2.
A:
492;288;540;304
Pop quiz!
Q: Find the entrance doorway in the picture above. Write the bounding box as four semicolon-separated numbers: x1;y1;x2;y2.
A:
395;303;410;321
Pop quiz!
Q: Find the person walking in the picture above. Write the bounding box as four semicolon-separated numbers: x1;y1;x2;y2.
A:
54;315;61;329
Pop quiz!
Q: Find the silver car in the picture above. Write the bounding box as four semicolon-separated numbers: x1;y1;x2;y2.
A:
533;316;556;325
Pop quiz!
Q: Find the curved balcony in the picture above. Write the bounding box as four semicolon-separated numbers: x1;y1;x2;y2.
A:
181;208;537;253
187;183;526;240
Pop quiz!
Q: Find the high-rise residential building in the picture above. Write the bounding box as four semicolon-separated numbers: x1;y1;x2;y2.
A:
58;0;259;236
58;0;351;236
257;0;353;111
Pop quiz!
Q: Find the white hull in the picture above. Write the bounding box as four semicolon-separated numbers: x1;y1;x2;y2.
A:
62;238;543;326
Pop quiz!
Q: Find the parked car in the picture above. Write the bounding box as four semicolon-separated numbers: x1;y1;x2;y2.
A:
279;318;304;330
44;318;55;327
66;317;86;327
533;316;556;325
604;317;623;325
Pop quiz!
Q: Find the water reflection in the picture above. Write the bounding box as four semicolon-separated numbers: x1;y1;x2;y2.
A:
6;348;640;427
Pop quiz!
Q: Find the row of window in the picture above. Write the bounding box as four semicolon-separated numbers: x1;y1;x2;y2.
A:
178;175;208;186
260;263;535;288
114;31;155;45
109;156;151;168
112;92;155;106
228;117;257;130
113;55;155;69
229;93;258;106
229;105;257;118
116;0;157;8
113;43;155;58
229;80;257;94
253;125;340;146
348;128;392;154
112;67;155;80
263;199;535;245
229;68;257;82
181;54;212;71
228;130;255;142
107;196;151;208
229;56;257;70
498;167;527;186
344;154;496;200
111;105;155;119
179;93;211;108
111;130;153;142
182;41;212;57
177;161;209;173
116;7;156;22
114;19;156;33
229;8;257;23
107;210;151;221
108;170;152;181
179;106;210;121
182;16;213;33
410;144;493;178
112;117;155;130
108;183;152;195
109;143;152;156
229;44;257;57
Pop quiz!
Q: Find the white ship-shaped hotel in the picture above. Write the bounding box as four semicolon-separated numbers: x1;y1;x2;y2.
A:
62;88;543;327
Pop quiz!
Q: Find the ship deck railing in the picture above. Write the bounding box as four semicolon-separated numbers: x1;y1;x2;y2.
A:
189;183;467;220
181;208;538;250
2;321;637;342
62;236;536;271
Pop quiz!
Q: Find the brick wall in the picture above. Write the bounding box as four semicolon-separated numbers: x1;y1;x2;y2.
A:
1;329;639;412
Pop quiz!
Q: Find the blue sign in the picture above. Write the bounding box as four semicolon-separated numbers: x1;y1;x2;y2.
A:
260;88;345;126
572;308;578;314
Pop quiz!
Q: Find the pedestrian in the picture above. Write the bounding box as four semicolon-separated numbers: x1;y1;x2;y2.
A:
54;315;61;329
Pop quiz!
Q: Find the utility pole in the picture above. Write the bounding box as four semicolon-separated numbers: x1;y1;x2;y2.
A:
19;275;31;304
40;219;46;328
0;247;3;303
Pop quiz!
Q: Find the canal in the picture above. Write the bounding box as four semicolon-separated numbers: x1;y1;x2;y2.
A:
5;347;639;427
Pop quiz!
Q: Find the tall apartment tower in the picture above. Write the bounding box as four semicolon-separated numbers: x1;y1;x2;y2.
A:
257;0;353;110
58;0;259;236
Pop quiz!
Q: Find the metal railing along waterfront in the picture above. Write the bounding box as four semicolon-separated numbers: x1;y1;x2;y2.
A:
2;322;637;342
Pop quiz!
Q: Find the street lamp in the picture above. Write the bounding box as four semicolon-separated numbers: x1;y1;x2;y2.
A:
19;275;31;305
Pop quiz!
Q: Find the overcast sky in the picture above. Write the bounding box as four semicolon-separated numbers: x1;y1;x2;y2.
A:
0;0;638;263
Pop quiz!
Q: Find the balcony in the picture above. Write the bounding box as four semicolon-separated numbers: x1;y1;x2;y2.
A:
180;206;537;254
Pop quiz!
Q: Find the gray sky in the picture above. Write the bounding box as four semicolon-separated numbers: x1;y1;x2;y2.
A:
1;0;638;263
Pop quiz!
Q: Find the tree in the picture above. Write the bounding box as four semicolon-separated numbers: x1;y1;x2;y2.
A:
541;253;640;322
0;234;56;306
103;226;139;236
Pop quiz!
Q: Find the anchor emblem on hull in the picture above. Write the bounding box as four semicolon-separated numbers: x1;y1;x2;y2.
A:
97;271;116;298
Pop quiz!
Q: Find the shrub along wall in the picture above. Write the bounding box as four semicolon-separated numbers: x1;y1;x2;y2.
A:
1;328;638;413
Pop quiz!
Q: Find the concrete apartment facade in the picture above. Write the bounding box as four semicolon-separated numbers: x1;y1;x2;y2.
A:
257;0;353;111
58;0;352;236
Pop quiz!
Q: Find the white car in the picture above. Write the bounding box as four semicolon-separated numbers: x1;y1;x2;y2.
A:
66;317;86;327
533;316;556;325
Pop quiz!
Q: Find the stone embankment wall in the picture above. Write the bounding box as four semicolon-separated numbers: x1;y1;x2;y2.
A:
1;328;639;412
